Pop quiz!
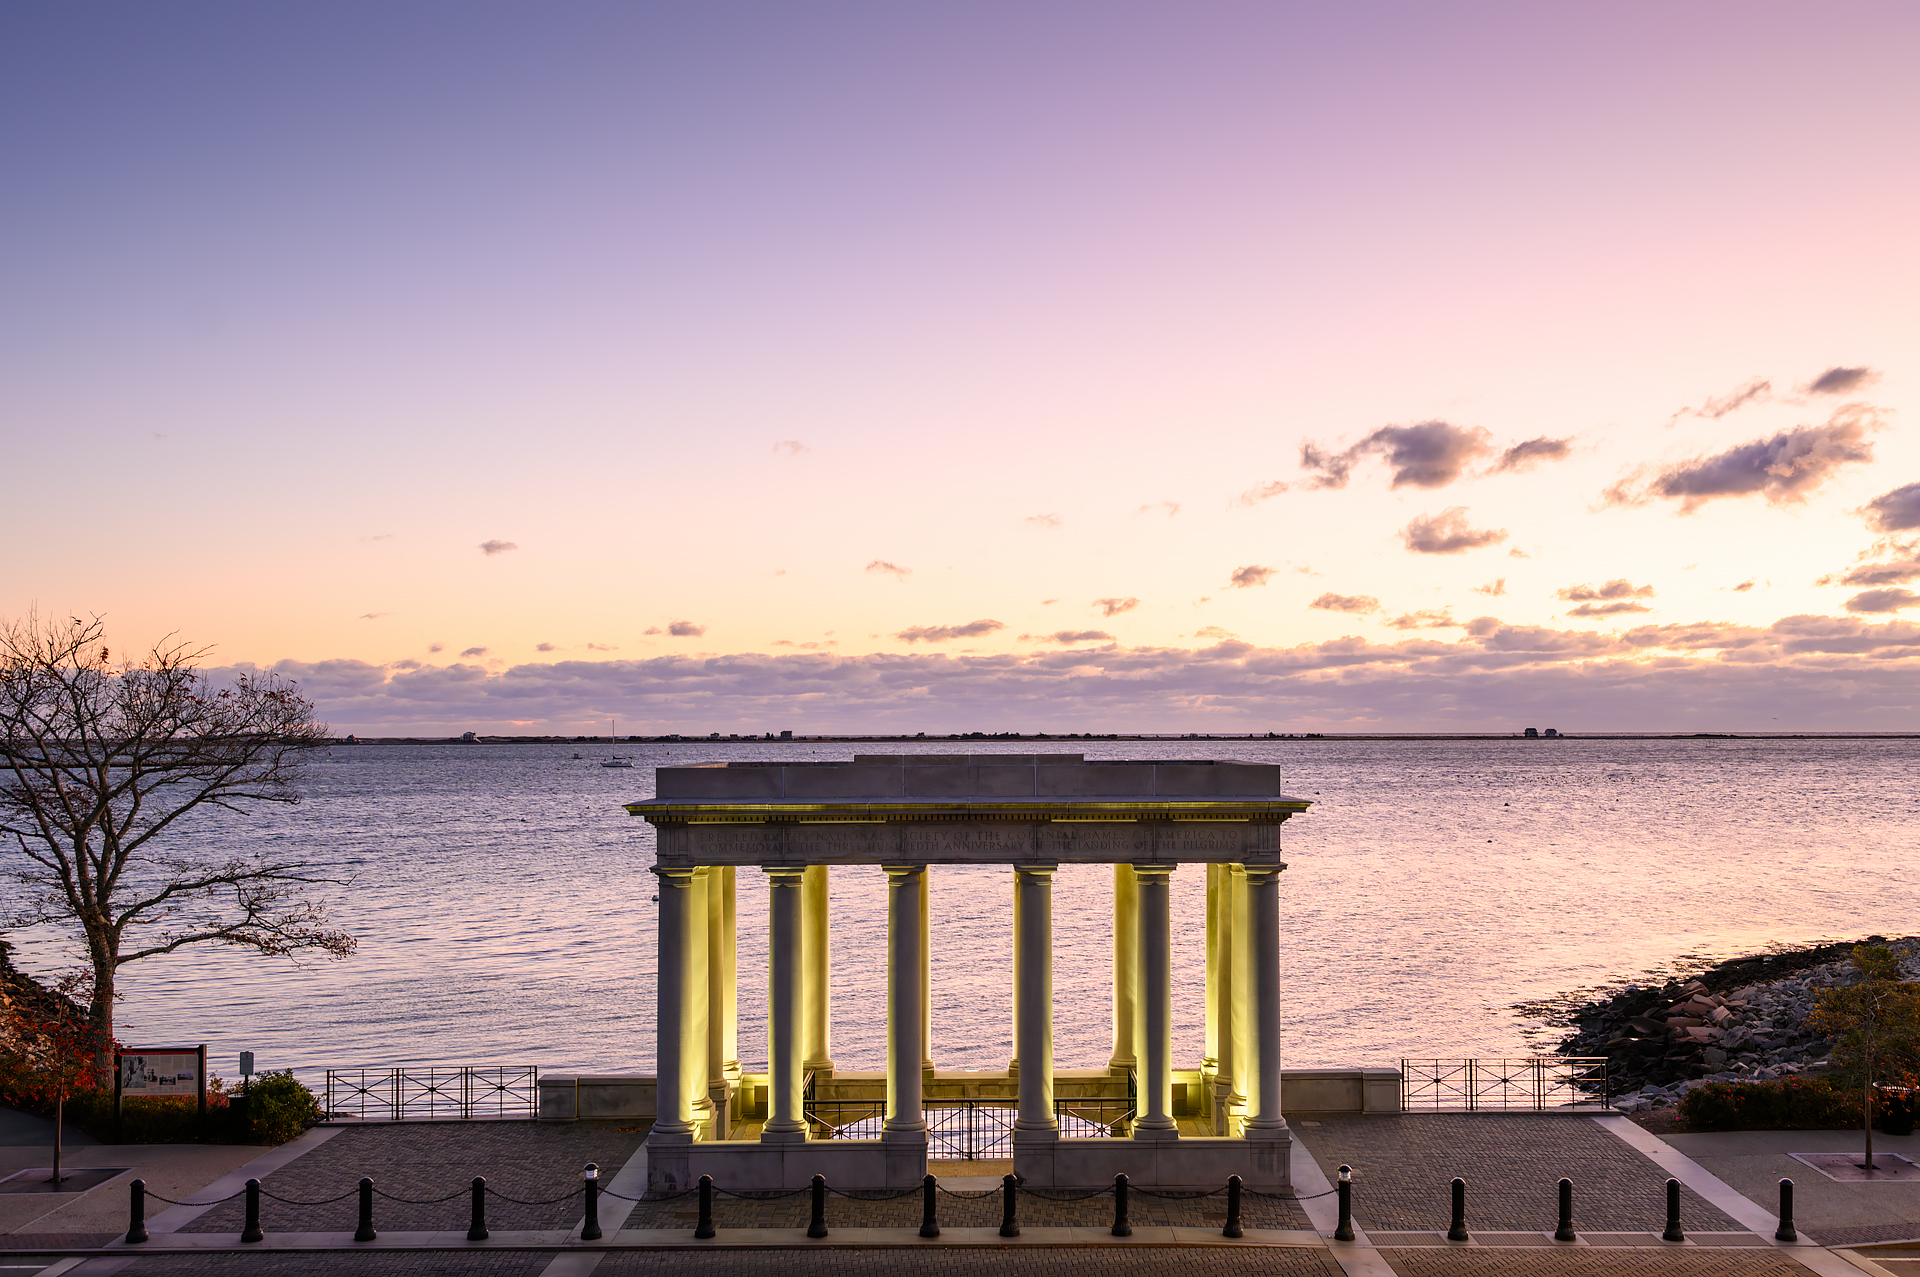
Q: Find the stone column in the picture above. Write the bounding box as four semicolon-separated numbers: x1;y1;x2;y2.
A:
1133;864;1178;1136
1206;862;1235;1135
883;865;928;1138
707;865;737;1137
649;866;699;1140
762;867;808;1143
801;865;833;1076
1227;864;1251;1120
688;868;712;1136
1013;865;1059;1136
1244;863;1287;1132
1008;871;1022;1075
921;869;934;1074
1109;863;1139;1074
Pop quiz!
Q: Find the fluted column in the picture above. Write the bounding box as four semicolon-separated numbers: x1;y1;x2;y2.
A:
1244;862;1287;1132
801;865;833;1075
883;865;927;1136
1109;863;1139;1074
1133;864;1178;1136
762;867;808;1142
1014;864;1059;1136
649;866;699;1139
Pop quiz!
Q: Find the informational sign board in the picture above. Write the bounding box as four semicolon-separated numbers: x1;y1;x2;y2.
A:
118;1051;200;1097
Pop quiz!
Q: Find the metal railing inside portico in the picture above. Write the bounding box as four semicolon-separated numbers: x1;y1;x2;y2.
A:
324;1067;540;1121
1400;1057;1609;1111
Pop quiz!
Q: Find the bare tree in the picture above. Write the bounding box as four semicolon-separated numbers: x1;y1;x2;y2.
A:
0;614;354;1077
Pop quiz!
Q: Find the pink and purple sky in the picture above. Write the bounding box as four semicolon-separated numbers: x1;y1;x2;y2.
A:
4;2;1918;734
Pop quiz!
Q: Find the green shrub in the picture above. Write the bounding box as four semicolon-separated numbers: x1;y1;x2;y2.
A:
61;1071;315;1145
1678;1077;1864;1131
244;1070;320;1145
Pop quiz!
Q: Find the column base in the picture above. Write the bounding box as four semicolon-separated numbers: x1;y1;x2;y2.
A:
1131;1121;1181;1141
802;1059;835;1079
759;1125;807;1145
643;1127;694;1196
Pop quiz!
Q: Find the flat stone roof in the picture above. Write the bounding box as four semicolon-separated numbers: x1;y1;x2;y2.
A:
637;755;1301;804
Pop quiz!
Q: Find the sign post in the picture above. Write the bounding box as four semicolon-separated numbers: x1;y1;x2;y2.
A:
115;1046;209;1137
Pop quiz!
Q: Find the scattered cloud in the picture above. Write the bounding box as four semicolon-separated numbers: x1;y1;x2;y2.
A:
1509;547;1530;559
461;646;489;657
1191;626;1238;641
428;643;444;653
1228;565;1275;588
1823;546;1920;588
1472;578;1508;597
479;540;519;556
1040;630;1113;644
1386;610;1459;630
357;612;389;620
537;642;558;652
1134;501;1181;517
774;569;787;576
362;533;395;542
1694;378;1773;419
1557;580;1655;602
1309;593;1380;614
667;621;707;637
1041;598;1059;605
1861;483;1920;533
773;440;810;456
1845;588;1920;614
895;619;1007;643
1607;406;1883;512
1731;581;1755;593
1093;597;1140;617
866;560;913;580
1233;481;1289;507
585;642;617;651
1491;437;1573;473
1025;514;1062;529
1300;421;1493;490
1402;508;1508;554
1807;366;1879;396
644;627;662;636
388;659;421;670
1567;601;1653;617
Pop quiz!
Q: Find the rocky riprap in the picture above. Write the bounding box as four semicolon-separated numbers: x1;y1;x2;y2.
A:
1550;935;1920;1113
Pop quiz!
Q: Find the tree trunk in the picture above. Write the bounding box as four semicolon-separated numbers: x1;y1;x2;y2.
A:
52;1095;63;1186
1865;1074;1875;1170
86;931;117;1084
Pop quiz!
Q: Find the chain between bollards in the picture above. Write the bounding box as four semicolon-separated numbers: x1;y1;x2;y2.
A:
1334;1165;1354;1241
240;1178;264;1244
354;1178;377;1242
126;1178;149;1245
468;1176;488;1241
580;1163;602;1241
807;1174;828;1238
1776;1178;1797;1242
694;1174;715;1239
999;1173;1020;1237
1111;1173;1131;1237
919;1174;939;1238
1222;1175;1243;1238
1662;1178;1684;1243
1447;1177;1468;1242
1554;1177;1575;1242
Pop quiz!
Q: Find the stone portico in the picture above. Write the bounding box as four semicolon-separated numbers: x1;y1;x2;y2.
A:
626;753;1311;1194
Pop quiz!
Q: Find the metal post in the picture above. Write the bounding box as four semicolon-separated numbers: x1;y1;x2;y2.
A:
694;1174;715;1239
354;1178;376;1242
126;1178;149;1244
1223;1175;1243;1238
1335;1165;1354;1241
1776;1179;1797;1242
467;1177;488;1241
581;1163;602;1241
919;1174;939;1238
1112;1173;1131;1237
999;1173;1020;1237
241;1178;263;1243
1448;1177;1468;1241
1662;1178;1684;1243
808;1174;828;1238
1554;1177;1575;1242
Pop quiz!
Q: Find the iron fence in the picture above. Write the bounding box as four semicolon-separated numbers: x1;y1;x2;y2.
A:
800;1098;1132;1158
1400;1057;1609;1111
323;1067;540;1121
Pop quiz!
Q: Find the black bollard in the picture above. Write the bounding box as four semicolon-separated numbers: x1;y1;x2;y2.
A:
1223;1175;1243;1238
1662;1178;1684;1243
1775;1178;1797;1243
807;1174;828;1238
468;1176;488;1242
126;1178;149;1245
999;1173;1020;1238
581;1163;602;1242
1447;1177;1468;1242
354;1178;377;1242
694;1175;715;1239
1554;1177;1575;1242
1334;1165;1354;1242
919;1173;939;1238
1111;1173;1132;1237
241;1178;264;1243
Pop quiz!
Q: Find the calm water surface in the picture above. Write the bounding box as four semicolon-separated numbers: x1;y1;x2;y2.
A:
8;738;1918;1084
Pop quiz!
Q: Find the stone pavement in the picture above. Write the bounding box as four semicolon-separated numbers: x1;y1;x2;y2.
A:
1661;1127;1920;1248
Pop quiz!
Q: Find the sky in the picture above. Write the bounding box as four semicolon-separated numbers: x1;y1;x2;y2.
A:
4;0;1918;734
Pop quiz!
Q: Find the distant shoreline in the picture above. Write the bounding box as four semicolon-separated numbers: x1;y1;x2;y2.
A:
326;731;1920;745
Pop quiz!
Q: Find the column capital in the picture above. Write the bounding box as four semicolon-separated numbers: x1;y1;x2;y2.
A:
880;863;927;881
652;865;699;885
762;865;808;884
1241;862;1288;885
1129;863;1176;883
1013;863;1060;879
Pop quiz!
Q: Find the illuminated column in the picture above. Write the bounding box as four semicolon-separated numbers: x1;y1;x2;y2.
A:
688;868;712;1135
921;869;934;1073
1109;863;1139;1074
707;865;737;1137
1133;864;1177;1136
1014;864;1059;1136
762;867;808;1143
649;866;698;1139
1206;862;1236;1134
801;865;833;1075
883;865;927;1136
1228;864;1252;1119
1244;863;1287;1133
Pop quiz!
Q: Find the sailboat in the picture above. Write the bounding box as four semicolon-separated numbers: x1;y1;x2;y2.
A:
600;719;635;768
